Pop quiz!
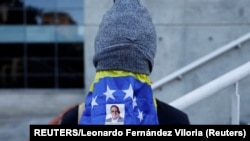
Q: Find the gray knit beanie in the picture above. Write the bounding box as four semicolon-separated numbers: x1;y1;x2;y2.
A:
93;0;157;75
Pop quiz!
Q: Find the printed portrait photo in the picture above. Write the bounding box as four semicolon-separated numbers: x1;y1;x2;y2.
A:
105;104;125;125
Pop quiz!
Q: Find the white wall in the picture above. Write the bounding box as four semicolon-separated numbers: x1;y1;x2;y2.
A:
84;0;250;124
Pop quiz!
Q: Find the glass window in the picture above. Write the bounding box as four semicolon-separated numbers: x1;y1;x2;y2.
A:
27;43;55;57
0;0;84;89
0;1;25;24
56;9;84;24
25;0;56;9
57;0;83;8
6;9;25;24
27;59;55;74
24;0;84;25
0;43;24;88
27;76;55;88
56;26;84;42
0;43;24;57
58;75;83;88
26;26;56;42
0;26;25;42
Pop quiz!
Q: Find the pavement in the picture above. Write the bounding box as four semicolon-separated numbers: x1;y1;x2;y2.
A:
0;115;54;141
0;91;84;141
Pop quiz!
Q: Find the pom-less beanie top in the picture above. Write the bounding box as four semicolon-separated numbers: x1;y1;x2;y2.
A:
93;0;157;75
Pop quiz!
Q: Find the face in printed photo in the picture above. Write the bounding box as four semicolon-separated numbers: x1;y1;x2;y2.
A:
105;104;125;125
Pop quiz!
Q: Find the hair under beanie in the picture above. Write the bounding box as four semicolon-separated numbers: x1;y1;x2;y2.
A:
93;0;157;75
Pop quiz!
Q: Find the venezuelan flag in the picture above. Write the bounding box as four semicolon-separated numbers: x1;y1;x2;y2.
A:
79;70;159;125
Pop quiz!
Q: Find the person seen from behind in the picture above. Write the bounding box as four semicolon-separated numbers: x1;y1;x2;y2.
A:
53;0;190;125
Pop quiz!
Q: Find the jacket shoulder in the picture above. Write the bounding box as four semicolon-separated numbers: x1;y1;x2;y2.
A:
156;98;190;125
60;104;79;125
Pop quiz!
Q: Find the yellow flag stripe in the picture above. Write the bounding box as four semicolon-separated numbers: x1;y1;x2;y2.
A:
89;70;152;91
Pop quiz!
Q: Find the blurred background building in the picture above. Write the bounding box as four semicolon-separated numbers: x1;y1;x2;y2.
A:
1;0;250;141
0;0;84;140
0;0;84;89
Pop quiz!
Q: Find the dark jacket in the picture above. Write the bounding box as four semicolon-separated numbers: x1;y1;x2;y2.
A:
60;98;190;125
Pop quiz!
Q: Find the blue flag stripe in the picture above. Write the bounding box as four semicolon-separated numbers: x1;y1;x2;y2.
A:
79;72;159;125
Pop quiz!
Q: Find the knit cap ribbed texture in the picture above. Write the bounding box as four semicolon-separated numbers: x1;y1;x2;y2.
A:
93;0;156;75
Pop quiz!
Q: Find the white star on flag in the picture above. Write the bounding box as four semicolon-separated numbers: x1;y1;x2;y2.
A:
123;84;134;100
91;96;98;109
137;109;143;122
132;96;137;108
103;85;116;101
